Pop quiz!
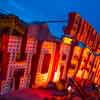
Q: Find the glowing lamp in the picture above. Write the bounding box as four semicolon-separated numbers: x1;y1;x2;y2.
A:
62;37;72;44
67;86;72;92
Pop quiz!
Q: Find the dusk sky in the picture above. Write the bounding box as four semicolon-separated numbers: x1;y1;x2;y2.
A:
0;0;100;38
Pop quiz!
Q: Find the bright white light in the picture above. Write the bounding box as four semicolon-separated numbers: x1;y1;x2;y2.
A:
67;86;72;91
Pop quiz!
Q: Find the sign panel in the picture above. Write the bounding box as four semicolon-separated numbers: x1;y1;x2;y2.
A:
64;12;100;52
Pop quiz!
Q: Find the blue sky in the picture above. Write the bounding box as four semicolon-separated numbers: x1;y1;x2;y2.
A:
0;0;100;38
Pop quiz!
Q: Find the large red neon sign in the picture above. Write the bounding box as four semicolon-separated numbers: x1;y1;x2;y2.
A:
0;13;100;95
